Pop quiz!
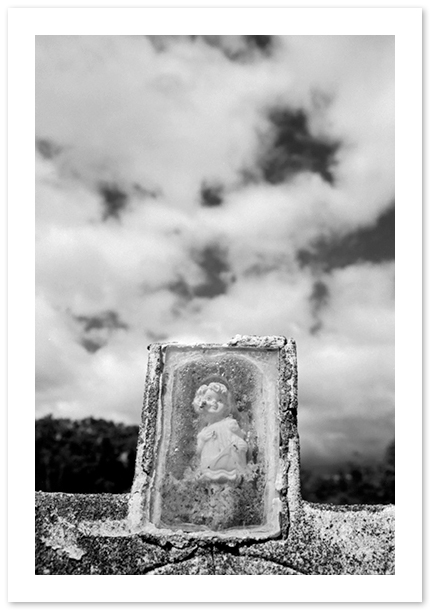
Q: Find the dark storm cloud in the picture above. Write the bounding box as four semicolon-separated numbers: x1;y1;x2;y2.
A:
99;182;159;221
199;35;275;61
80;338;104;354
259;108;340;185
36;137;62;160
309;280;330;335
168;244;234;303
297;204;395;272
75;310;129;333
75;310;129;353
147;35;275;62
192;244;233;297
167;277;194;302
99;183;129;221
200;181;224;207
245;36;273;54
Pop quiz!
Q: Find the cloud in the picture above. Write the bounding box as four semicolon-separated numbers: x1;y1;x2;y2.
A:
74;310;129;353
297;204;395;272
256;107;340;185
35;35;394;467
297;262;394;464
36;35;267;207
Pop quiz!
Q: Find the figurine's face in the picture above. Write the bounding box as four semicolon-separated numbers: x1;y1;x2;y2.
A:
203;389;226;414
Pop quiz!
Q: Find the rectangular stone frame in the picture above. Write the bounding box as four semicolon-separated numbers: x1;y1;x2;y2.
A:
128;335;299;542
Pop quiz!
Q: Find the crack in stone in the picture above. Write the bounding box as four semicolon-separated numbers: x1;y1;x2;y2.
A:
209;540;308;574
141;547;204;574
209;544;215;572
238;550;309;575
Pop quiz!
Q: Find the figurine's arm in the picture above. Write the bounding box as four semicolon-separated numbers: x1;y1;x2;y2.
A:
227;418;246;440
197;426;214;454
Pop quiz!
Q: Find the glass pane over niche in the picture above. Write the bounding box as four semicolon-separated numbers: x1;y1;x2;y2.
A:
149;345;282;537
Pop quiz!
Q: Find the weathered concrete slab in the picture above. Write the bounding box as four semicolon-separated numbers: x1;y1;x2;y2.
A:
35;492;394;575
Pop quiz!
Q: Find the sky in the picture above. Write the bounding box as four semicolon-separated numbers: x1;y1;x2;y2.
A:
35;35;394;469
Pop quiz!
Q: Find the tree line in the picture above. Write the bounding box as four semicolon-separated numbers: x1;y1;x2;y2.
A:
35;415;394;504
36;416;137;493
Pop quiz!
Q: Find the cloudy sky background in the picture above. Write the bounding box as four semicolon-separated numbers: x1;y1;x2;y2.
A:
35;35;394;469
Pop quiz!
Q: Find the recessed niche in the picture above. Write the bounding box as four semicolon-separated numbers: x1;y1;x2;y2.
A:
148;345;282;538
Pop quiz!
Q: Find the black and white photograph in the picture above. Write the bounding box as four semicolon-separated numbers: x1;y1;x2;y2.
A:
34;31;396;573
7;5;422;603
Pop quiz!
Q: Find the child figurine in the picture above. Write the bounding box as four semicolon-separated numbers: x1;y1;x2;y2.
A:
193;381;248;482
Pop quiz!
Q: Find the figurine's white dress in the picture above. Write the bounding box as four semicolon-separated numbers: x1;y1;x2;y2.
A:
197;416;247;482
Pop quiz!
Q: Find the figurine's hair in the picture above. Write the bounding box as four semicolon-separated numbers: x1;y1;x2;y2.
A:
192;381;230;413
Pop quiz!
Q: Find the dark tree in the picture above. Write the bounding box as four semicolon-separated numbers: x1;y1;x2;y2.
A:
35;416;138;493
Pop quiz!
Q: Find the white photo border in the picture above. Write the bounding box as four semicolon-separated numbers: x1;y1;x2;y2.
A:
8;5;422;603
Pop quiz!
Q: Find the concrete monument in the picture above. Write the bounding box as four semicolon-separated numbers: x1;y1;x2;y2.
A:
35;335;395;576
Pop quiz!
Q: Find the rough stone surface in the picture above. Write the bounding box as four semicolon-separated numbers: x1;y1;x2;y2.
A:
228;334;288;349
35;336;395;575
239;502;395;575
36;492;394;574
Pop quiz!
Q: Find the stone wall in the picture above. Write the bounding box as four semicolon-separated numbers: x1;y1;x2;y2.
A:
35;336;394;575
36;492;394;575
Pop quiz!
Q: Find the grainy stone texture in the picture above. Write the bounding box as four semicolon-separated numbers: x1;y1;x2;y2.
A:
35;336;394;575
35;492;394;575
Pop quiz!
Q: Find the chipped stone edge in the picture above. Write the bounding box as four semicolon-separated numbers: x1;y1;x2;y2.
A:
128;343;163;532
228;335;288;349
148;335;288;351
40;516;86;561
278;339;300;538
